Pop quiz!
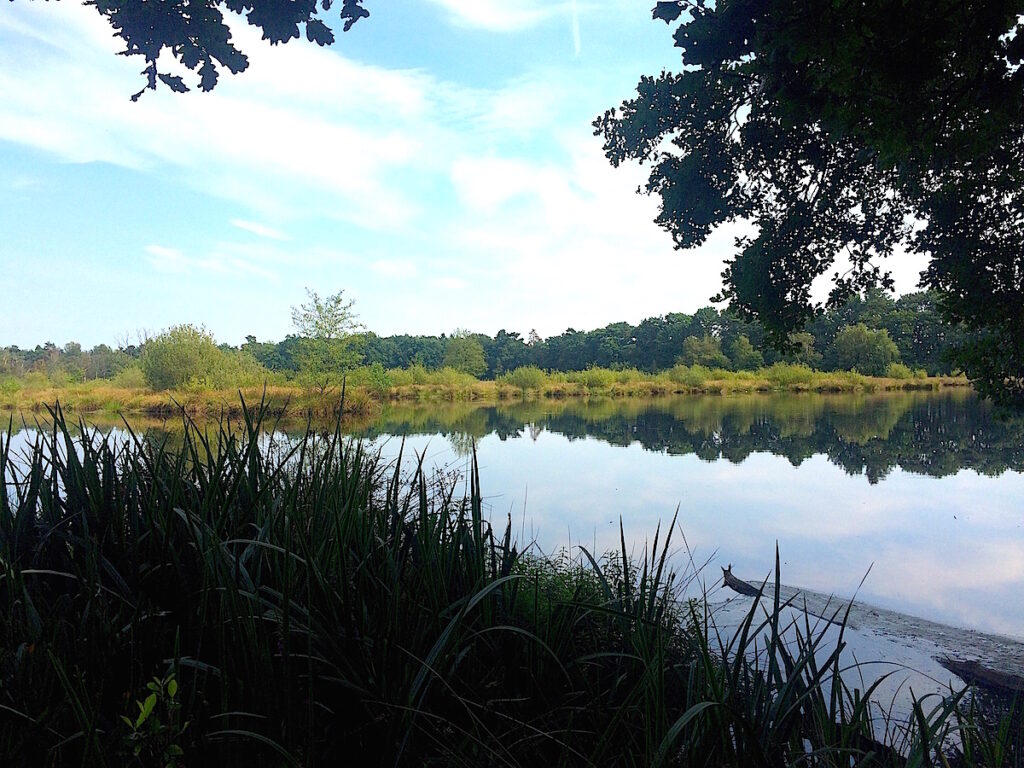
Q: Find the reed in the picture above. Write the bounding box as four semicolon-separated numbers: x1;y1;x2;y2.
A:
0;402;1015;766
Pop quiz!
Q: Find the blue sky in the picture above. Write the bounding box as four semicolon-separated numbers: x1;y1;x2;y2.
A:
0;1;927;349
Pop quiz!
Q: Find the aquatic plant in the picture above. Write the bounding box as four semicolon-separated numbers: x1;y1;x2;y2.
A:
0;403;1016;765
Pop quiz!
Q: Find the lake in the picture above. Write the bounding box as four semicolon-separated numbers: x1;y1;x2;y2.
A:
6;388;1024;640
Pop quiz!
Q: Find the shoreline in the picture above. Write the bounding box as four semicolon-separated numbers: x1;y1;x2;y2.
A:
0;373;971;419
715;575;1024;711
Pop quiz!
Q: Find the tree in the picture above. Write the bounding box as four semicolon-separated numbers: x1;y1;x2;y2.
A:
829;324;900;377
785;332;822;369
728;334;763;371
442;331;487;378
596;0;1024;404
291;288;364;395
488;330;529;376
85;0;371;100
679;334;729;369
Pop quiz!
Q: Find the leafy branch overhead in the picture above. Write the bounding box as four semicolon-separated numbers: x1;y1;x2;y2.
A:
86;0;370;100
596;0;1024;405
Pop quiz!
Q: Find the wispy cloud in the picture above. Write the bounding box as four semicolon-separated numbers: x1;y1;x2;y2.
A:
230;218;289;241
425;0;574;31
0;1;771;342
145;244;276;280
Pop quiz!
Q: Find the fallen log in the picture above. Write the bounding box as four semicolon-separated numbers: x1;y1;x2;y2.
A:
938;656;1024;696
721;565;763;597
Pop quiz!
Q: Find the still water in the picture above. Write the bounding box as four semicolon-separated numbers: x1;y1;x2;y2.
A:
7;388;1024;639
357;389;1024;641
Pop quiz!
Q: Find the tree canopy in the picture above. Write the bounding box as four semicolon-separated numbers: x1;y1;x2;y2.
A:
595;0;1024;405
86;0;370;99
291;288;364;394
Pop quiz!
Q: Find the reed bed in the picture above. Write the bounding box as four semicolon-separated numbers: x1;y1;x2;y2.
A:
0;402;1016;766
0;365;969;419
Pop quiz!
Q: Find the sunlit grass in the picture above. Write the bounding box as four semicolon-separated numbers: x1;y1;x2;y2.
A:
0;364;969;418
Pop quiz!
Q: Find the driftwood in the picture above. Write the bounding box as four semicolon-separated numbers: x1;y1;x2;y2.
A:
938;657;1024;696
721;565;763;597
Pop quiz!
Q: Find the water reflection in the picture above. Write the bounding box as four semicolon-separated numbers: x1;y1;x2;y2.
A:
7;389;1019;482
5;390;1023;637
352;389;1023;482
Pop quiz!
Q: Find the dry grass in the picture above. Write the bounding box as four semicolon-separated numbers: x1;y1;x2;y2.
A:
0;365;970;418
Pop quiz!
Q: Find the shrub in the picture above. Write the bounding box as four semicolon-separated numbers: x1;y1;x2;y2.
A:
502;365;546;393
112;366;148;391
886;362;914;379
21;371;50;391
140;325;222;390
572;367;616;389
762;362;815;387
141;326;268;391
0;376;22;395
668;364;712;388
442;333;487;377
433;367;478;390
729;334;764;370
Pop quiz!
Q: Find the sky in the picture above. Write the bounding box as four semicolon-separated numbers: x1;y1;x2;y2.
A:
0;1;929;349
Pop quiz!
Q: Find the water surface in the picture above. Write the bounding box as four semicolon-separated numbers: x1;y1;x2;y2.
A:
7;389;1024;639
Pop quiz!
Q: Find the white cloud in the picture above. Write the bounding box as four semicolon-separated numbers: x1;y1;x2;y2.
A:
230;219;289;241
145;244;276;281
0;1;751;341
425;0;575;31
0;5;432;229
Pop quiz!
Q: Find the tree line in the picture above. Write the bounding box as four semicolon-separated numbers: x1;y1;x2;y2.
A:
0;289;966;390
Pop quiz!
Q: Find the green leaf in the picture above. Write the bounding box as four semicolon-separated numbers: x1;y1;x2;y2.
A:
136;693;157;728
653;2;684;23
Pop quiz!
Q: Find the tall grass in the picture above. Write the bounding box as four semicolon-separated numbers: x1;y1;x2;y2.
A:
1;364;969;418
0;403;1016;765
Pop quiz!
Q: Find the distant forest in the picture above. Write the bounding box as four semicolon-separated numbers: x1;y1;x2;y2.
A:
1;289;964;383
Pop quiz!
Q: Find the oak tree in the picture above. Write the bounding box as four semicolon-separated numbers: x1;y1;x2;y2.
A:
85;0;371;99
596;0;1024;404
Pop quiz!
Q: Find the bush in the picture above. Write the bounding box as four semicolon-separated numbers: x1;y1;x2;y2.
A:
885;362;914;379
112;364;148;391
432;367;478;390
141;326;268;391
0;376;22;395
679;335;730;368
22;371;50;390
501;365;547;393
571;367;617;389
668;364;712;388
762;362;815;387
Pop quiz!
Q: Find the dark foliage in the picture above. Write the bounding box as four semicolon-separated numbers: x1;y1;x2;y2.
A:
596;0;1024;405
86;0;370;99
